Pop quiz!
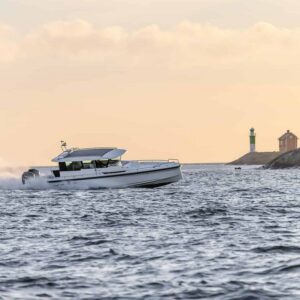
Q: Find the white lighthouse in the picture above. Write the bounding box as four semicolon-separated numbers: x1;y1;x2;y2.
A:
249;128;256;153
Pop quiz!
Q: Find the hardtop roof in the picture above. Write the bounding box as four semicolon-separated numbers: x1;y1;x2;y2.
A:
52;147;126;162
66;148;115;158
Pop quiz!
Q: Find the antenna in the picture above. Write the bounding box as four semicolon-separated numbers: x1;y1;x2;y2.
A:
60;140;68;151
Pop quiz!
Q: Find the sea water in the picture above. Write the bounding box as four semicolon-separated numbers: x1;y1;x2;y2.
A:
0;164;300;299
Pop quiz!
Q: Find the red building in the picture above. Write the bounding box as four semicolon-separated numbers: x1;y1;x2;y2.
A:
279;130;298;153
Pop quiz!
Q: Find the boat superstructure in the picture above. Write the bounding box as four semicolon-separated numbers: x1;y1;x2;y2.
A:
22;145;182;189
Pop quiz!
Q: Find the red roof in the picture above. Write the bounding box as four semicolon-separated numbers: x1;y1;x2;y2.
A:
278;130;298;141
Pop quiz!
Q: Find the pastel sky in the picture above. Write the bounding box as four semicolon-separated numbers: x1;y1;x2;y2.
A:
1;0;300;165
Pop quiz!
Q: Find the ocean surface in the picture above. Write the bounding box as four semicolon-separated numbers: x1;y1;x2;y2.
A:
0;164;300;299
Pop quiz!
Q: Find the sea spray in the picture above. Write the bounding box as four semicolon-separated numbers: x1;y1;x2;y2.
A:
0;167;107;190
0;167;52;190
0;167;26;190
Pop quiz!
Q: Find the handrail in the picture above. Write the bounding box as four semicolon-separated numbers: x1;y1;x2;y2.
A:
125;159;180;164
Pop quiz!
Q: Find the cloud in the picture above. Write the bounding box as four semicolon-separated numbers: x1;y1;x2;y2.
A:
22;20;126;61
22;21;300;68
3;20;300;70
0;25;18;62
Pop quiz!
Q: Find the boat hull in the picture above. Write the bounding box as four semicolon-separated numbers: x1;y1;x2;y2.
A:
46;165;182;189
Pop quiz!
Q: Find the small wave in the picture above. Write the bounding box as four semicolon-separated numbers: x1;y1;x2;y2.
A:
69;236;90;241
35;293;52;298
109;248;118;256
259;259;300;275
185;207;227;218
84;240;108;246
223;289;283;300
0;276;57;288
230;188;250;192
252;245;300;254
173;288;212;299
41;264;66;270
68;235;109;246
69;255;106;263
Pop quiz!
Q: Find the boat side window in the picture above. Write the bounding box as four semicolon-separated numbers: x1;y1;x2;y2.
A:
65;162;72;171
72;161;82;171
83;161;93;169
108;158;121;167
95;160;108;168
59;160;121;171
59;162;67;171
60;161;83;171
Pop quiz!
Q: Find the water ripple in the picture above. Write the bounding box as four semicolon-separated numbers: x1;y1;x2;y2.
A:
0;165;300;299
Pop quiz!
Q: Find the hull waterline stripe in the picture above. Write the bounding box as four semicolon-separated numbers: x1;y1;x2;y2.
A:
47;165;181;183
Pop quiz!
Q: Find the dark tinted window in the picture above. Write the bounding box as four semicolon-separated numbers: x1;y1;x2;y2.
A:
59;162;67;171
60;161;83;171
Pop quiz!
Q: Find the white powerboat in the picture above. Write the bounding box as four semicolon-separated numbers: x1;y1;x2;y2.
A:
22;144;182;189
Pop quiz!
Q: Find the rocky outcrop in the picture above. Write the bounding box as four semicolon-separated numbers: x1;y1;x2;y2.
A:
229;152;280;165
264;148;300;169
